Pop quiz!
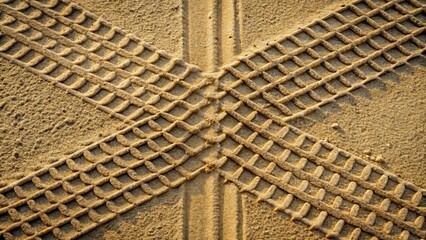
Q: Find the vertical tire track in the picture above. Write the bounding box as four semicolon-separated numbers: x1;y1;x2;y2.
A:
223;182;243;239
219;0;241;66
181;0;190;62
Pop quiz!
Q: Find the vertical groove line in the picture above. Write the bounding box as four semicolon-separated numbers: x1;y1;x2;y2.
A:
235;0;243;55
212;172;222;239
233;0;242;55
241;194;247;240
208;0;220;71
181;184;189;240
181;0;190;61
216;0;223;68
237;188;243;239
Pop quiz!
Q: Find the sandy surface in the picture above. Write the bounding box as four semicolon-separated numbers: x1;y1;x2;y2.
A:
0;0;425;239
289;65;426;189
72;0;183;57
0;60;124;186
80;186;185;240
239;0;351;53
72;0;351;71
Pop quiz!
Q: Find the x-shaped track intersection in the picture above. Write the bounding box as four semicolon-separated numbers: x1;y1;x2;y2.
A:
0;0;425;239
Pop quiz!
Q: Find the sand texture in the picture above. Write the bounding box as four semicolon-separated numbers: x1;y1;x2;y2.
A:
0;0;425;239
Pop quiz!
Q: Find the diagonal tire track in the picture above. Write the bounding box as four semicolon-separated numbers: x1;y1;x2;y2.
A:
217;0;426;213
217;105;426;239
0;1;212;125
217;44;425;216
12;0;195;81
216;0;426;239
0;110;215;239
0;0;425;239
0;0;219;238
0;0;206;103
218;0;425;122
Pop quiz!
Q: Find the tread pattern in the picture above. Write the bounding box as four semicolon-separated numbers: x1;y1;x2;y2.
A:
0;112;214;239
0;0;425;239
217;104;426;239
216;0;426;239
0;0;211;124
0;0;218;239
218;0;425;121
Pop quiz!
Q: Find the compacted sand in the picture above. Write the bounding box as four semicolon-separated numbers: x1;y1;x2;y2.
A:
0;0;425;239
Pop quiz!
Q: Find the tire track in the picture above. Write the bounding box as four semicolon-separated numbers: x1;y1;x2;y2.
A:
0;0;211;125
181;0;223;226
0;0;218;239
222;182;243;239
216;0;426;214
215;1;426;237
0;0;219;239
19;0;200;79
217;49;426;216
0;110;213;239
182;0;243;237
215;1;244;237
181;0;190;62
0;0;425;239
180;183;189;239
185;0;218;71
184;0;242;70
219;0;242;66
217;107;426;238
184;172;222;240
218;0;425;121
217;105;426;239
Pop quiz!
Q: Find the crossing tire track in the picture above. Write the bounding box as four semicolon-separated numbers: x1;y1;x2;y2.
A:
217;1;426;237
11;0;199;79
0;109;216;239
0;0;425;239
0;2;212;126
218;0;426;122
217;105;426;239
0;1;219;239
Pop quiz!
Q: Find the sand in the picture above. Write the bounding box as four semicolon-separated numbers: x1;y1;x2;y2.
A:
0;0;425;239
0;60;125;186
289;65;426;189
